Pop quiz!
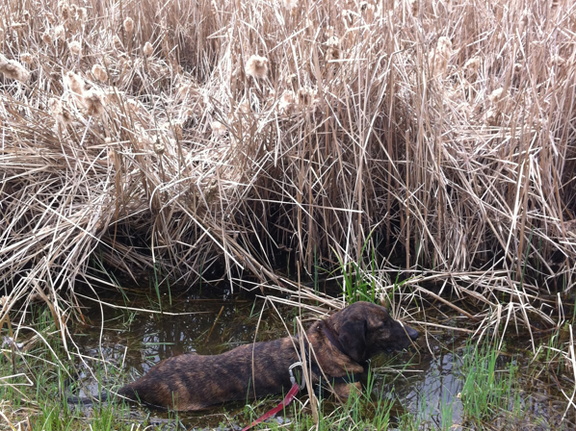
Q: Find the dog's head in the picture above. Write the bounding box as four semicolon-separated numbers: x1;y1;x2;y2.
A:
329;301;419;363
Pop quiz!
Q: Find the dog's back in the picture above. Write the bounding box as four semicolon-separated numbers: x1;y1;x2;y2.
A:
118;337;299;410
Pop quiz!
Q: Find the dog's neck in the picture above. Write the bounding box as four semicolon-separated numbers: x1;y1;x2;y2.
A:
321;322;347;356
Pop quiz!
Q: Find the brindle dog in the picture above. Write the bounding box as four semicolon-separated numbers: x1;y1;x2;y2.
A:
116;301;419;411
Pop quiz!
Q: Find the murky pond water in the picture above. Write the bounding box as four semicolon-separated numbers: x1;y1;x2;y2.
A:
72;294;573;430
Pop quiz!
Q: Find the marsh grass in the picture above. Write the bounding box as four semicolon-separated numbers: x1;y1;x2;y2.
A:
240;368;397;431
0;307;134;431
1;0;576;425
459;340;521;425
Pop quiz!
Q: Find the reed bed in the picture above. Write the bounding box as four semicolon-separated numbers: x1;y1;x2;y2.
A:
1;0;575;409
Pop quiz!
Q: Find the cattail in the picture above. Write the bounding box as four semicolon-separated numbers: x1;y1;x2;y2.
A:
113;35;123;50
483;87;506;124
143;41;154;57
463;56;481;80
91;64;108;82
297;87;315;106
20;53;34;65
54;25;65;41
64;71;85;96
245;55;269;79
325;35;341;61
65;71;105;116
238;100;251;114
123;17;135;35
154;138;166;155
489;87;505;104
429;37;452;77
68;40;82;56
342;9;356;27
48;98;72;128
42;31;53;44
437;37;453;57
279;90;295;112
211;121;227;136
550;54;565;67
281;0;298;9
359;2;375;22
0;53;30;83
60;2;70;20
77;7;87;21
82;88;105;116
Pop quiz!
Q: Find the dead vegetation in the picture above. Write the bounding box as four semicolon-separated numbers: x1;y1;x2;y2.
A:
1;0;576;413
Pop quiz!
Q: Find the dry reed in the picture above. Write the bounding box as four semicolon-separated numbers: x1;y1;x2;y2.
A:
0;0;575;415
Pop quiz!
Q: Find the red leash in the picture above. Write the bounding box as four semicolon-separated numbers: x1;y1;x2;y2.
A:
241;382;299;431
241;362;303;431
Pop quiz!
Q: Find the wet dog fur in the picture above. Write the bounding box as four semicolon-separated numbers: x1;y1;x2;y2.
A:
115;301;419;411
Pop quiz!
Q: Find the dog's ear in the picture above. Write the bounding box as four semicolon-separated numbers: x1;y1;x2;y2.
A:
338;319;367;363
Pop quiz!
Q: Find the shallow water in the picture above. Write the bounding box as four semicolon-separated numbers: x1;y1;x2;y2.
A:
72;295;573;430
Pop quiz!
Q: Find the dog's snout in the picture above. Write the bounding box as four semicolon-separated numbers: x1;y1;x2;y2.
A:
407;325;419;341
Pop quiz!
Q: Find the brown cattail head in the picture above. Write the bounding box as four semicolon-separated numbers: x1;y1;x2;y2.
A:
143;41;154;57
60;1;70;20
429;36;453;78
48;98;73;128
0;53;30;83
297;86;316;106
68;40;82;56
82;88;105;116
123;17;135;35
20;53;34;65
245;55;269;79
325;36;341;61
113;35;124;51
279;90;295;113
463;57;481;81
91;64;108;82
211;120;227;136
64;71;86;96
54;25;66;41
281;0;298;9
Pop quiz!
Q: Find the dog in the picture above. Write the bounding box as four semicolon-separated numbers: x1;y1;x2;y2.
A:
115;301;419;411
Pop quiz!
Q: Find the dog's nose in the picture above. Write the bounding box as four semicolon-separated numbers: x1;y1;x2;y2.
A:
406;326;419;341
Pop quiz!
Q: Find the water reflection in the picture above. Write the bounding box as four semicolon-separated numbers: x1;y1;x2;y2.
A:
393;349;465;428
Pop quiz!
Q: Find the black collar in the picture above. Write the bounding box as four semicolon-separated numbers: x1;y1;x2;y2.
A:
321;323;347;356
296;327;364;388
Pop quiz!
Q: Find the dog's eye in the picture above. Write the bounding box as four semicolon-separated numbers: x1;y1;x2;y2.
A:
375;321;389;330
